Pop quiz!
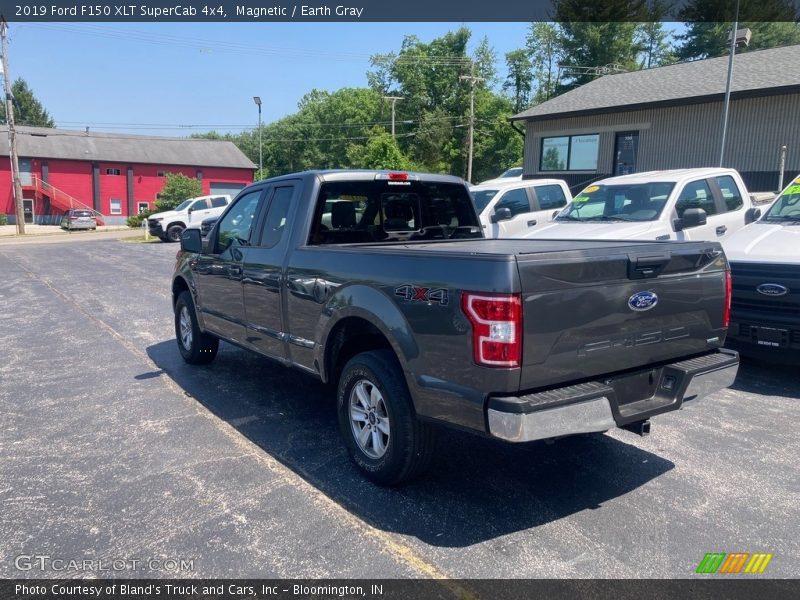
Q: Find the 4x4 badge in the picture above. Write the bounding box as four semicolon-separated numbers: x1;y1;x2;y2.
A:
395;285;449;306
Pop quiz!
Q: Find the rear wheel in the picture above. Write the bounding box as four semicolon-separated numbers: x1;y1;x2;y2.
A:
337;350;436;486
166;224;185;243
174;291;218;364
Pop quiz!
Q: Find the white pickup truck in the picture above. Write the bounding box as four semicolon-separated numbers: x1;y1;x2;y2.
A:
147;194;232;242
470;178;571;238
723;175;800;358
518;168;761;242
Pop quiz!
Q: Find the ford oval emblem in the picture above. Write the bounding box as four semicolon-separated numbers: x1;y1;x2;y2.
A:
757;283;788;297
628;291;658;312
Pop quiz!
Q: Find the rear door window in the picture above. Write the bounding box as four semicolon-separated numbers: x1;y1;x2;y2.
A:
210;196;228;208
534;185;568;210
715;175;744;212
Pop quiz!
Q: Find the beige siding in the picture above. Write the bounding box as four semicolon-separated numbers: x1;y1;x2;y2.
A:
523;93;800;176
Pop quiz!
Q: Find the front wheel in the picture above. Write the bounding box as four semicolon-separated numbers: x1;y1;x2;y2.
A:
166;224;185;243
337;350;436;486
174;291;218;364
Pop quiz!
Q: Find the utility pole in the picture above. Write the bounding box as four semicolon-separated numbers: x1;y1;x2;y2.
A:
460;65;484;184
383;96;403;137
1;18;25;234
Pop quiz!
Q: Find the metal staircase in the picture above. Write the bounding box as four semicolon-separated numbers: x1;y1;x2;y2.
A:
22;176;105;225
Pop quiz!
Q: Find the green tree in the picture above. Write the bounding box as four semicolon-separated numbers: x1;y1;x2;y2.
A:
676;0;800;60
503;49;533;113
553;1;648;90
0;78;55;127
347;127;414;170
156;173;203;211
525;22;563;103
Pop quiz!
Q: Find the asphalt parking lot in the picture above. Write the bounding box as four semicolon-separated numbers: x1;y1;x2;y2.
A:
1;236;798;579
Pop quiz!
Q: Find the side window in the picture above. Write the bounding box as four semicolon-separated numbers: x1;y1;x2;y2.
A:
676;180;718;217
210;196;228;208
716;175;744;212
216;190;262;252
191;199;210;211
259;186;294;248
495;188;531;217
535;185;567;210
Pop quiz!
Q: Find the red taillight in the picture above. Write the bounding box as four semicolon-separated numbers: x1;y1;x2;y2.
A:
388;172;408;181
461;292;522;367
723;270;732;328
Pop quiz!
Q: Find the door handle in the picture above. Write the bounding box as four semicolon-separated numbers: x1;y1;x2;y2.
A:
716;225;727;235
227;265;242;277
527;219;537;227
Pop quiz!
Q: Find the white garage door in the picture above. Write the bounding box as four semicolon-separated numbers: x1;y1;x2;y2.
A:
210;182;247;198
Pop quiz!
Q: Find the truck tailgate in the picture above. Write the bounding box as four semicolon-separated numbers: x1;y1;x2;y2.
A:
515;242;729;391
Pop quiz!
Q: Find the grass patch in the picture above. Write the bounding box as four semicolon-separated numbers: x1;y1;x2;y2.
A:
121;235;164;244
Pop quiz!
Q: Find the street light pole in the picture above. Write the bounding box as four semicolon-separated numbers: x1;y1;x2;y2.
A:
719;0;749;167
383;96;403;137
253;96;262;177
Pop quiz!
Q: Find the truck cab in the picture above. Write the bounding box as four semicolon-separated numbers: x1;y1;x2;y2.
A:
723;175;800;358
519;168;760;242
470;178;571;238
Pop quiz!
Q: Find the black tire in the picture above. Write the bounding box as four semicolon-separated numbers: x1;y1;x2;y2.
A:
337;350;436;486
166;224;184;243
174;291;219;365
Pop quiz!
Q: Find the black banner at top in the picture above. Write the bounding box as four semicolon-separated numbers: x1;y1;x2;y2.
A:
2;0;800;22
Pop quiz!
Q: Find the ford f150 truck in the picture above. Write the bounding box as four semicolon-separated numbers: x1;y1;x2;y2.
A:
171;170;738;485
518;168;761;242
723;175;800;359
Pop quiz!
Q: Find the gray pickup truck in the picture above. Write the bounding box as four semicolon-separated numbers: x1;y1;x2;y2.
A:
171;170;739;485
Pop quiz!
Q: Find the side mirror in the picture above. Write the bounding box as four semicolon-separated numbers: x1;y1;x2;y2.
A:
491;207;512;223
674;208;707;231
187;207;194;214
180;228;203;253
745;207;762;224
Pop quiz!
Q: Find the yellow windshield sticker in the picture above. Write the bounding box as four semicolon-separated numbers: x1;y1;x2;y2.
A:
794;176;800;184
784;184;800;195
584;185;600;193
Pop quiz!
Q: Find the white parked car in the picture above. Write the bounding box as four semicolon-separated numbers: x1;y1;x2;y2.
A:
147;194;232;242
477;167;523;186
722;175;800;357
470;178;572;238
518;168;760;242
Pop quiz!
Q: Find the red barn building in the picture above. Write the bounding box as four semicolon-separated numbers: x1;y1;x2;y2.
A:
1;126;255;225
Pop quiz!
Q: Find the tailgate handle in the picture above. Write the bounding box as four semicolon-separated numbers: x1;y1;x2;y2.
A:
628;253;671;280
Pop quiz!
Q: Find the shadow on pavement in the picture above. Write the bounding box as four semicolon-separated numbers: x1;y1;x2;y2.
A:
146;339;674;548
729;355;800;399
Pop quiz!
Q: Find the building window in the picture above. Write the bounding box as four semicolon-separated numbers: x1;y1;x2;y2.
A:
540;134;600;171
137;202;150;214
106;168;121;176
110;198;122;214
157;171;167;177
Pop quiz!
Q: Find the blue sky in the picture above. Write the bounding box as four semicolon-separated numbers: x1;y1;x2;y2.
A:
8;22;535;136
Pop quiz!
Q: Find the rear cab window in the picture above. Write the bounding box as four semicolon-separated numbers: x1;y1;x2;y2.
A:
309;178;481;244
